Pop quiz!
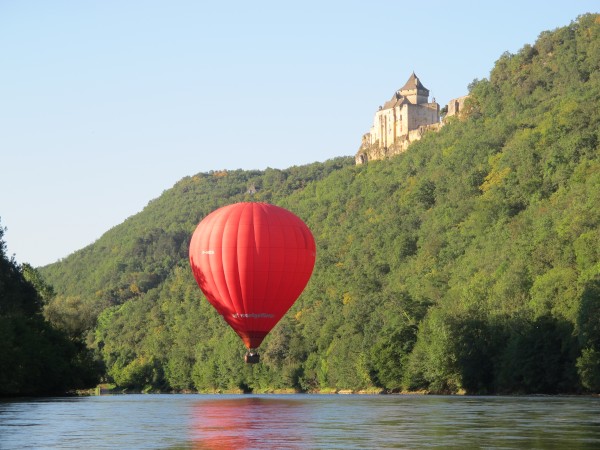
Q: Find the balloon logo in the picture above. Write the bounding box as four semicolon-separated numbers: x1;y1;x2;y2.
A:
189;202;316;363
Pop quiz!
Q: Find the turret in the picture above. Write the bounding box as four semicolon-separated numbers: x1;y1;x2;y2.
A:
399;72;429;104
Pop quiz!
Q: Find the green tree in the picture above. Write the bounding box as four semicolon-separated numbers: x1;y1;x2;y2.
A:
0;219;99;395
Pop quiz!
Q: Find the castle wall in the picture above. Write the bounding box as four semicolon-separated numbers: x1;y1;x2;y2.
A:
370;105;406;148
446;95;469;118
369;101;437;150
357;74;446;165
406;103;439;132
401;91;428;104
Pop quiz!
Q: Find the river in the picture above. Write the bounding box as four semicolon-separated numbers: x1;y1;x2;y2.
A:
1;394;599;449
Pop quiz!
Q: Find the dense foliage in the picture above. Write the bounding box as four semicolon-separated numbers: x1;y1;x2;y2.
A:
40;14;600;394
0;221;98;395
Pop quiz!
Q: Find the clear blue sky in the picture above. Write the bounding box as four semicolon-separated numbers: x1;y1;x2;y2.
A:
1;1;597;267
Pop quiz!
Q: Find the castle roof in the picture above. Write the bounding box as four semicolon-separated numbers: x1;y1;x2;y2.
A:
382;92;408;110
378;73;432;111
400;72;429;94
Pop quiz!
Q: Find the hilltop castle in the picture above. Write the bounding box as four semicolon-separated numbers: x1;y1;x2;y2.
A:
355;73;466;164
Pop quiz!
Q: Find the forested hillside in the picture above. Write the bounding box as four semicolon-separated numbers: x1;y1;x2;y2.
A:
0;223;98;395
40;14;600;394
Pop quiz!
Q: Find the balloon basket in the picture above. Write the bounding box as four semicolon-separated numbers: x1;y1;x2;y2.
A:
244;350;260;364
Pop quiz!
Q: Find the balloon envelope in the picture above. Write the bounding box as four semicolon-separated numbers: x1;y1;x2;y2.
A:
189;202;316;349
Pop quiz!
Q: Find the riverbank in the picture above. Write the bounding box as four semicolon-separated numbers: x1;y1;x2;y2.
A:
75;384;390;396
76;384;598;397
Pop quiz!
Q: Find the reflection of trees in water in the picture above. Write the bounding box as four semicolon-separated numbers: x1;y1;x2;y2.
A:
190;397;312;449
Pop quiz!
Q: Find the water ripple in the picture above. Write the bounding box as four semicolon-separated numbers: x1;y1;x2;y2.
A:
0;395;598;449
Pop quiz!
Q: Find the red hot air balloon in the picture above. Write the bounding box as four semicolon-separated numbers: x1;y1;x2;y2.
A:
189;202;316;363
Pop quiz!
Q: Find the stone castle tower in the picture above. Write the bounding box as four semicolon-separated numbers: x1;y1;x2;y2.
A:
356;73;441;164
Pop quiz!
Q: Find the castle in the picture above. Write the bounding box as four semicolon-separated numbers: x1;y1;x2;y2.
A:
355;73;466;164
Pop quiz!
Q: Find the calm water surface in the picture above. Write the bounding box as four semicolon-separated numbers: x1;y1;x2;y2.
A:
0;394;599;449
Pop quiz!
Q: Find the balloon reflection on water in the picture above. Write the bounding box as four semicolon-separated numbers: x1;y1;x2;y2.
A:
190;396;312;449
